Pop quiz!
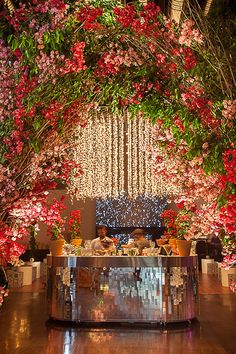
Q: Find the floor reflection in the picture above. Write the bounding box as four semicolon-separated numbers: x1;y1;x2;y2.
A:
0;292;235;354
45;323;200;354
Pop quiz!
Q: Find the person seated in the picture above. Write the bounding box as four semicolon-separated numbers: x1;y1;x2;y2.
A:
122;228;150;255
91;225;115;255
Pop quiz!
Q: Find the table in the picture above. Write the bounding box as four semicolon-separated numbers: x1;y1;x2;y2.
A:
47;255;199;323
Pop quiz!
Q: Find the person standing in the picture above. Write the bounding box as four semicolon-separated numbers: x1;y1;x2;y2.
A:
91;225;115;254
122;228;150;255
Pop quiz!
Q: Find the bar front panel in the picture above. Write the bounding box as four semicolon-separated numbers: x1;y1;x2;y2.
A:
47;256;199;323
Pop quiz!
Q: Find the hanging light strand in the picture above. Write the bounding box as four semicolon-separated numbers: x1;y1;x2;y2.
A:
69;109;178;199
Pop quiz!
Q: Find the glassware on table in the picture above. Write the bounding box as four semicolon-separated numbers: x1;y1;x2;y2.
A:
153;248;160;256
81;247;92;256
84;240;92;249
128;248;139;256
122;247;128;255
163;244;172;256
149;240;156;249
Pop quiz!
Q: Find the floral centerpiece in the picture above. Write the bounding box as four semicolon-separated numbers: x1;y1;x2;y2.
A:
48;220;65;256
161;207;193;255
68;209;82;246
46;198;65;255
175;208;193;240
160;209;178;240
47;221;64;240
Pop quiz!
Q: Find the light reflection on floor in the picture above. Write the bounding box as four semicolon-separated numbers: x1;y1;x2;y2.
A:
0;291;235;354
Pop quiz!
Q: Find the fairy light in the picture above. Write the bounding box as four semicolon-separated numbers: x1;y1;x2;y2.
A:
69;108;178;199
113;115;118;197
144;119;151;196
127;115;132;197
132;118;138;198
118;115;125;193
96;193;167;228
98;110;105;198
107;110;113;197
138;116;144;194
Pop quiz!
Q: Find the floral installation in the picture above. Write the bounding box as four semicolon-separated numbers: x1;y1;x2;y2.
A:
0;0;234;269
161;207;194;240
174;208;194;240
68;209;81;240
46;198;66;240
160;209;177;239
221;254;236;270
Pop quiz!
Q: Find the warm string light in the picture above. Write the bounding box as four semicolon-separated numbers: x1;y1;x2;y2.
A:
118;116;125;193
127;114;132;197
69;108;178;199
138;117;144;194
130;117;138;198
144;119;151;195
113;115;119;197
107;111;113;197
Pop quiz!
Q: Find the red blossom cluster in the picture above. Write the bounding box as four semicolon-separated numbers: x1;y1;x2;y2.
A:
46;197;66;239
68;209;81;239
219;195;236;234
61;42;87;74
180;81;218;129
8;0;68;30
221;254;236;270
76;5;103;30
180;47;197;71
42;101;64;127
113;4;136;28
218;149;236;190
173;116;185;132
0;222;26;261
7;5;27;30
15;73;37;108
2;70;38;159
3;129;29;158
161;209;177;239
115;3;163;40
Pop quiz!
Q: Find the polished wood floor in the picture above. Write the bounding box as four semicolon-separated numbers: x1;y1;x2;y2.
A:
0;274;235;354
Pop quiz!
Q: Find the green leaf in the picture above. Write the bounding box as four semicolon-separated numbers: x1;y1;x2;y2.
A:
30;139;41;153
11;38;18;51
33;119;41;131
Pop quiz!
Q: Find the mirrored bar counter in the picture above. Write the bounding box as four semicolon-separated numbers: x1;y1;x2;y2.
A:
47;255;199;323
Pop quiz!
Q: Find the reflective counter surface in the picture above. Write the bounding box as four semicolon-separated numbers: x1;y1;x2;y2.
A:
47;255;199;323
47;255;198;268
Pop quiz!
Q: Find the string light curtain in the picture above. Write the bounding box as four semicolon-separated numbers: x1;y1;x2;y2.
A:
96;193;167;227
69;108;176;199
